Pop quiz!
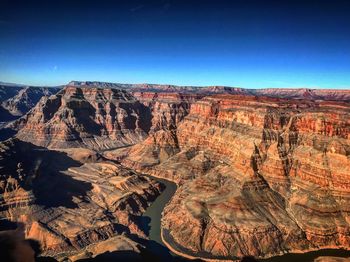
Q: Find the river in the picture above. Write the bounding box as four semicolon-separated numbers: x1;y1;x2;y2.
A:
141;175;177;246
141;175;350;262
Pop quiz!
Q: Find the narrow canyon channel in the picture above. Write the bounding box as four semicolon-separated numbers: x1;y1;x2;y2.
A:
141;175;177;246
142;175;350;262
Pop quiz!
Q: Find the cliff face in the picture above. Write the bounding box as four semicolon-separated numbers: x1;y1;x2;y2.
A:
0;138;162;257
2;86;60;116
252;88;350;101
119;92;201;166
11;86;153;150
109;94;350;260
0;84;60;123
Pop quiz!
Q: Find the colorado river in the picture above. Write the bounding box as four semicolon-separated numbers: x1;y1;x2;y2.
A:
141;175;177;247
141;175;350;262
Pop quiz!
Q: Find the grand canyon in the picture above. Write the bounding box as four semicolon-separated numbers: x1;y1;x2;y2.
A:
0;81;349;261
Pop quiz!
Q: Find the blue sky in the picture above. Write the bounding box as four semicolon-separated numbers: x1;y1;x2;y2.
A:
0;0;349;88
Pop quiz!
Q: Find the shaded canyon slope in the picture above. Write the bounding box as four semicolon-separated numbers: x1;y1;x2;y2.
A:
1;82;350;261
0;83;61;122
0;138;163;260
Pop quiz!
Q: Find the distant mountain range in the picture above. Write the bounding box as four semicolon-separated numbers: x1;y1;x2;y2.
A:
69;80;350;100
1;80;349;124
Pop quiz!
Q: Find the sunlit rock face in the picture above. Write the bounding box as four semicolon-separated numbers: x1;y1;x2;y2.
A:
108;94;350;260
11;86;153;150
251;88;350;101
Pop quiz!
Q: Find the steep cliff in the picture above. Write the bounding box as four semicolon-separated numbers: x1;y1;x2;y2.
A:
11;86;152;150
0;84;60;123
108;94;350;260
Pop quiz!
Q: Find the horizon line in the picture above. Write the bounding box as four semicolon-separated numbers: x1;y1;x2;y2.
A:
1;79;349;91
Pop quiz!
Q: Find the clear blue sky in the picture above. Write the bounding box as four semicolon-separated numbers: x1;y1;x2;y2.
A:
0;0;350;88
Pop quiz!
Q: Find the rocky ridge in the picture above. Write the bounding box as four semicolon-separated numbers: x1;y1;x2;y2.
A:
69;81;350;101
0;83;60;122
10;86;152;150
106;94;350;260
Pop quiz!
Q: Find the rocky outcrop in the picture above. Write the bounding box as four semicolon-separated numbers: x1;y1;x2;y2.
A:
10;86;153;150
0;84;23;102
2;81;350;261
252;88;350;101
107;94;350;260
117;92;201;168
2;86;60;116
68;80;249;95
0;84;60;123
0;138;163;257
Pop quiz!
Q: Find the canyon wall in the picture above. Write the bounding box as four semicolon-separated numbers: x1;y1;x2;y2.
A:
110;94;350;260
1;82;349;260
11;86;152;150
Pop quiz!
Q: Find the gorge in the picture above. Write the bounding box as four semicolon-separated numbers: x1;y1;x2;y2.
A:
0;82;349;261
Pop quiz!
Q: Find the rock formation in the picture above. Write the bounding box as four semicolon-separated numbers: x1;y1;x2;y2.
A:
0;83;60;123
107;94;350;260
0;138;163;259
1;81;350;261
2;86;60;116
69;80;350;101
10;86;153;150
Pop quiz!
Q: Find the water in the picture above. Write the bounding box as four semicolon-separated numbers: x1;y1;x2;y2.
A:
141;175;350;261
141;175;177;246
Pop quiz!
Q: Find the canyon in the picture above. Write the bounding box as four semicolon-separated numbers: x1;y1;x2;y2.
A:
0;83;61;122
0;82;349;261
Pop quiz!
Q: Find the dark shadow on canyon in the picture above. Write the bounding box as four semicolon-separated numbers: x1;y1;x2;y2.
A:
138;215;151;236
258;249;350;262
0;127;17;141
76;244;203;262
0;139;92;209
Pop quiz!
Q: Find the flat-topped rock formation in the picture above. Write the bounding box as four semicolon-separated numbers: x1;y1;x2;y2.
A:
253;88;350;101
69;80;350;101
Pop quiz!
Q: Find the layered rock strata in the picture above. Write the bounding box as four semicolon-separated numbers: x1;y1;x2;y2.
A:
0;84;60;122
0;138;162;258
2;81;350;260
107;94;350;260
69;80;350;101
11;86;152;150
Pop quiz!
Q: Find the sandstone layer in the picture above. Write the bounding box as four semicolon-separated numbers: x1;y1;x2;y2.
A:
106;94;350;260
11;86;152;150
69;81;350;101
